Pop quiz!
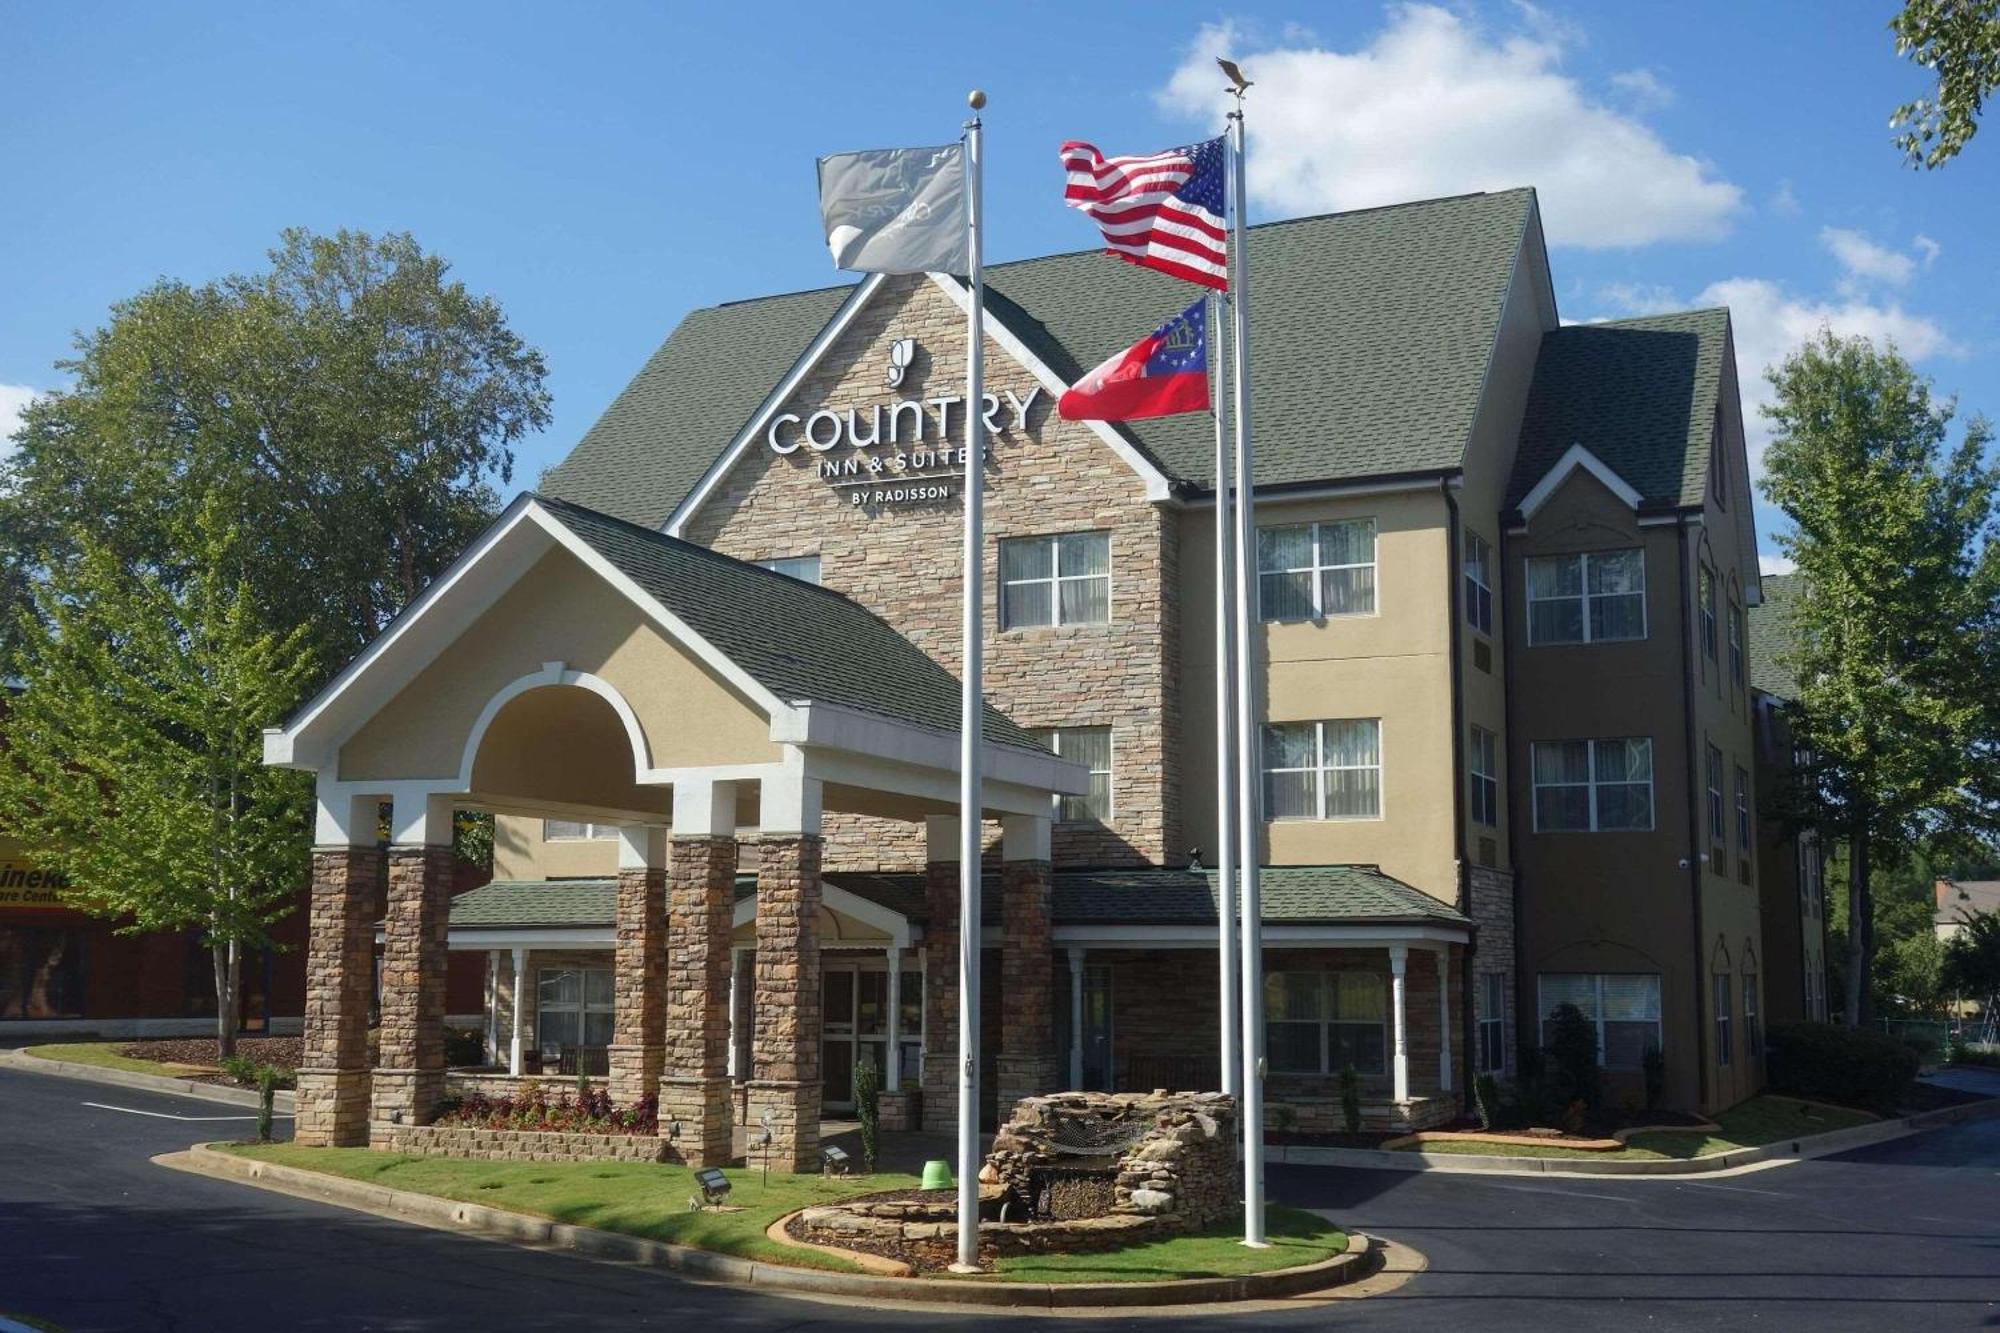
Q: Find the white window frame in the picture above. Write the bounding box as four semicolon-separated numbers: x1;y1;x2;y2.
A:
1537;973;1663;1071
536;965;615;1056
1257;519;1378;622
1468;724;1499;827
1475;971;1506;1073
1734;764;1751;856
753;554;822;585
999;531;1111;630
1265;970;1390;1076
1463;530;1493;635
1262;719;1384;822
1698;566;1718;663
544;820;618;841
1713;972;1733;1067
1525;549;1648;645
1529;738;1655;832
1706;745;1726;845
1728;599;1745;687
1744;972;1762;1061
1032;725;1113;824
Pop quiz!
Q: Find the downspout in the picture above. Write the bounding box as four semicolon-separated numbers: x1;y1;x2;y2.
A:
1443;479;1474;1098
1678;517;1709;1110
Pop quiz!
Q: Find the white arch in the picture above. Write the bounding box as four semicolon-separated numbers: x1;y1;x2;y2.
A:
455;661;654;789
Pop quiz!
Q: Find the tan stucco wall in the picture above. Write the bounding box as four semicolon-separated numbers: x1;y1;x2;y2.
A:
493;815;619;881
336;546;778;789
1178;487;1459;900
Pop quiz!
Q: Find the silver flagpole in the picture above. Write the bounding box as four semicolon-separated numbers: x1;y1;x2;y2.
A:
1227;94;1269;1249
1212;290;1240;1100
952;89;988;1276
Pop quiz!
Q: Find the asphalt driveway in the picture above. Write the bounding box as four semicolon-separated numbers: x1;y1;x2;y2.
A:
2;1065;1996;1331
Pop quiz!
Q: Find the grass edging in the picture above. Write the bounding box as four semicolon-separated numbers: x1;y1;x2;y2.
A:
1270;1094;2000;1175
0;1045;292;1111
168;1143;1375;1308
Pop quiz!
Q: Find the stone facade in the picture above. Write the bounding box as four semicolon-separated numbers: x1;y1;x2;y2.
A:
996;859;1057;1117
374;1121;668;1164
919;859;960;1131
746;835;822;1171
297;845;382;1148
682;274;1180;873
607;863;666;1105
985;1090;1237;1230
660;835;736;1166
1467;865;1517;1079
371;845;453;1129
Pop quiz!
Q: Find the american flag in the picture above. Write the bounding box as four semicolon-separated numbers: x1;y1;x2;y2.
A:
1060;135;1228;289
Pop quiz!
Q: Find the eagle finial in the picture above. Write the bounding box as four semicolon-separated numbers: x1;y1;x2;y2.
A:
1218;57;1253;97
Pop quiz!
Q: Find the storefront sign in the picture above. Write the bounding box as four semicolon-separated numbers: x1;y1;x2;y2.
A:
764;338;1045;509
0;859;70;909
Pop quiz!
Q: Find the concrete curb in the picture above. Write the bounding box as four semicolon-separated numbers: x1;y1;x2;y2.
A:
0;1046;296;1113
1267;1095;2000;1176
167;1143;1378;1309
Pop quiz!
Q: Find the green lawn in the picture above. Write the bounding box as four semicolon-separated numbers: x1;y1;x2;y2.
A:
23;1041;215;1078
990;1205;1345;1284
1410;1095;1878;1161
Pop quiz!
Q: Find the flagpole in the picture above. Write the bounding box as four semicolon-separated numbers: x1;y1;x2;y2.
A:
1211;291;1240;1100
952;88;988;1277
1227;94;1269;1250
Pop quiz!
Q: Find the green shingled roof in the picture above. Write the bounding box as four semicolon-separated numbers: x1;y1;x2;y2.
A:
535;495;1044;751
1507;309;1731;511
1747;571;1802;700
543;190;1539;527
449;865;1465;932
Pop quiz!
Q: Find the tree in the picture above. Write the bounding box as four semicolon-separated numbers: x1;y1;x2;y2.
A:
0;503;315;1057
1879;929;1949;1017
1891;0;2000;168
0;228;550;676
1945;912;2000;1001
1760;331;2000;1028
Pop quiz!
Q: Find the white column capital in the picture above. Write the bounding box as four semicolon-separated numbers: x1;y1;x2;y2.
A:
1000;812;1051;863
314;784;379;847
760;775;822;838
617;824;669;870
671;779;738;839
925;815;962;863
391;791;458;848
1388;943;1409;972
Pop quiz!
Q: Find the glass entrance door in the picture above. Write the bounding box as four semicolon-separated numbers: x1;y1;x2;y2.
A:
822;967;856;1110
1058;963;1114;1091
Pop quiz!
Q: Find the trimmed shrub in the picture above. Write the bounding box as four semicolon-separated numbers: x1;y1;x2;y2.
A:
1642;1045;1666;1111
853;1053;880;1172
444;1026;486;1068
1472;1073;1501;1131
1339;1065;1362;1135
1545;1003;1601;1113
256;1066;279;1143
1766;1022;1918;1115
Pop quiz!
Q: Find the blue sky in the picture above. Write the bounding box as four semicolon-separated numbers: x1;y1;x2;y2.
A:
4;1;1994;570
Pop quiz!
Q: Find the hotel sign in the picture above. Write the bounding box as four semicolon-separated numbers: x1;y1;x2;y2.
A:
764;338;1045;508
0;858;71;910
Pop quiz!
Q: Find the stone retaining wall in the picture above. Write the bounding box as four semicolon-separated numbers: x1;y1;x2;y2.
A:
372;1121;668;1163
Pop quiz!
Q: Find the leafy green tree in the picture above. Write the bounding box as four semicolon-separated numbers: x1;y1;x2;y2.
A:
0;503;315;1058
1892;0;2000;168
1945;911;2000;1000
1760;331;2000;1027
1879;929;1949;1017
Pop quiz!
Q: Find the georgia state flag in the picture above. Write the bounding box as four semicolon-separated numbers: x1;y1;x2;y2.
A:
1058;298;1211;422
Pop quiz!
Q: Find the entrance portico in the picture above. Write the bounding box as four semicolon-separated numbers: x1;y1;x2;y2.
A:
266;494;1083;1167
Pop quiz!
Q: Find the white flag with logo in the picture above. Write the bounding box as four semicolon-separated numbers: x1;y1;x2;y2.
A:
817;143;968;276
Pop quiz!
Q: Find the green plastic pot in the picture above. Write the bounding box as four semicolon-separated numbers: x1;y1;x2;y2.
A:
920;1158;954;1192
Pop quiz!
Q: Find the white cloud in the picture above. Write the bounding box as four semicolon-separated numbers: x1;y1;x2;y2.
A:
1913;233;1941;267
1758;553;1797;576
1770;179;1801;216
1156;8;1742;248
1820;227;1915;287
1609;67;1674;108
0;384;38;469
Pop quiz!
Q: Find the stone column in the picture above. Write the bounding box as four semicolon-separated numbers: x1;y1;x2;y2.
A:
1389;944;1410;1105
920;816;961;1132
608;826;667;1107
371;800;455;1130
660;781;737;1167
296;795;383;1147
746;775;822;1173
996;814;1057;1119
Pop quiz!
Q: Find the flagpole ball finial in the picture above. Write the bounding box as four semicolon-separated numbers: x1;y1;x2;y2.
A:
968;89;987;110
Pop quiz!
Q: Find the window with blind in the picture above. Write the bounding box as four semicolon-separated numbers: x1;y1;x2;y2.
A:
1728;600;1745;687
1262;719;1382;820
1538;973;1661;1070
1476;972;1506;1073
1468;725;1499;827
1000;531;1110;628
1706;745;1726;845
1525;549;1645;644
753;554;822;585
1744;972;1762;1060
1257;519;1377;621
1698;566;1718;662
1713;972;1733;1066
544;820;618;841
1463;531;1493;634
1735;765;1752;869
1031;726;1112;824
537;967;614;1056
1266;971;1387;1075
1530;738;1653;831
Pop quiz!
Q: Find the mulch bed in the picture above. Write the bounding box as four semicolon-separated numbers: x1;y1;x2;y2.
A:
117;1036;302;1087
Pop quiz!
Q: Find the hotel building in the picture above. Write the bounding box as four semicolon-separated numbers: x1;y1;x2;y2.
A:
271;187;1805;1159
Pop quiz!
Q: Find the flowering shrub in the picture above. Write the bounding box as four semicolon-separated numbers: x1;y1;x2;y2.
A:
432;1083;659;1136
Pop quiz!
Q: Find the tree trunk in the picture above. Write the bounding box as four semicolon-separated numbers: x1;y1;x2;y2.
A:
1845;826;1874;1029
212;939;242;1061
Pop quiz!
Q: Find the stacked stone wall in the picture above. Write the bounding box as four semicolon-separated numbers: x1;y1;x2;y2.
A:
1468;865;1518;1078
297;845;383;1147
608;864;666;1105
372;845;453;1125
682;274;1180;872
661;835;736;1165
747;835;822;1170
373;1122;667;1164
